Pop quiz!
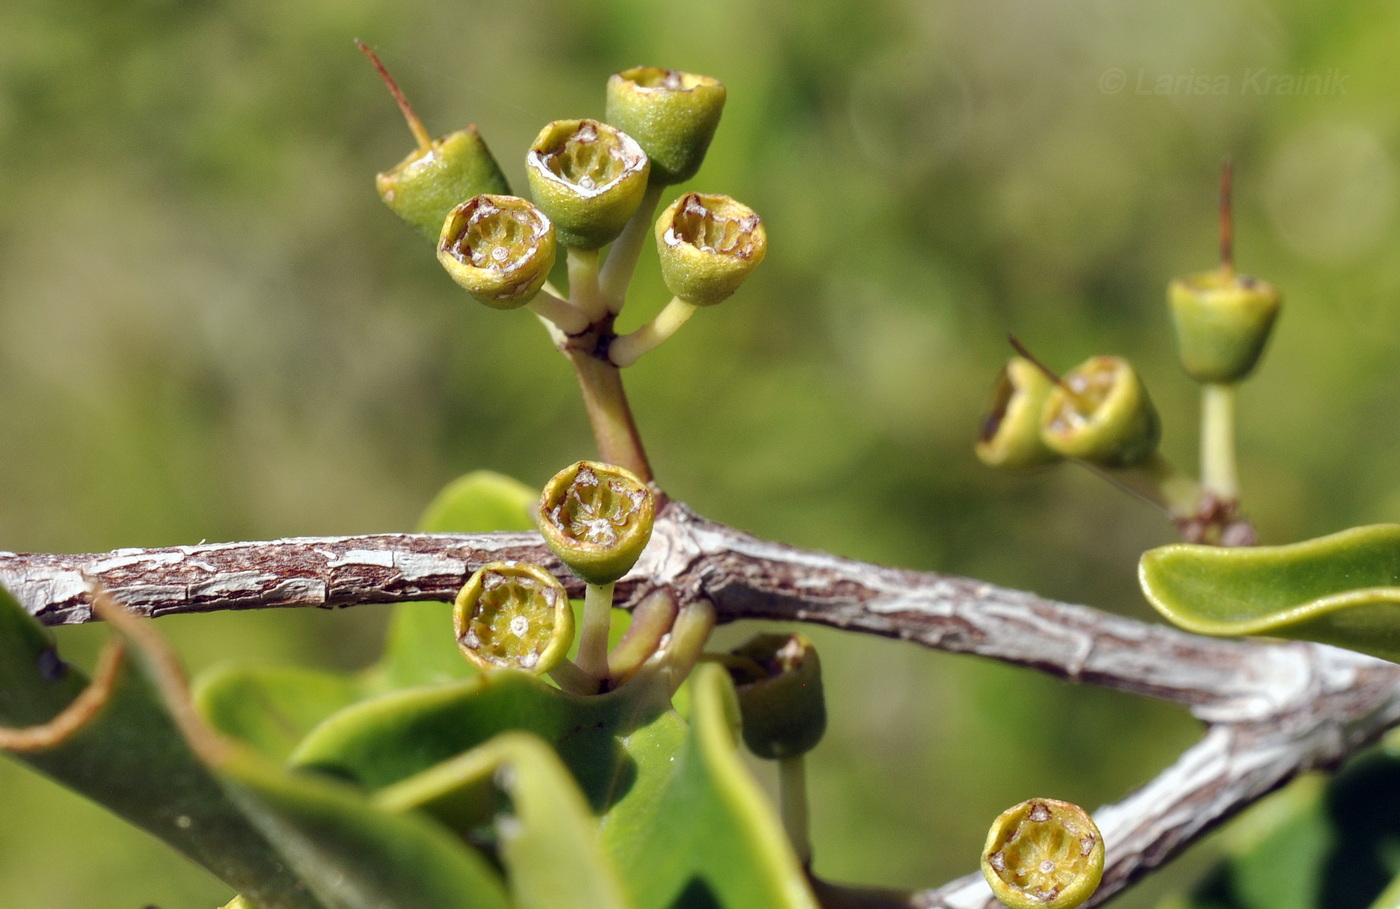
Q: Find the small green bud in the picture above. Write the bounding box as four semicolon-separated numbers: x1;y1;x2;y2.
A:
1041;355;1160;468
981;798;1104;909
976;357;1062;470
654;193;766;306
377;127;512;242
605;67;726;186
436;194;557;308
453;561;574;674
1168;269;1281;384
525;119;650;250
726;633;826;760
537;461;656;586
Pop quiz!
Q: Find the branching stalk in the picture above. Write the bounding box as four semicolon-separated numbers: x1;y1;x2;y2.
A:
599;182;666;310
577;580;615;684
608;297;698;367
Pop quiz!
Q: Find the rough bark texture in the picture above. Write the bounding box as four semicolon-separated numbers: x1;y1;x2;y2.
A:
4;498;1399;907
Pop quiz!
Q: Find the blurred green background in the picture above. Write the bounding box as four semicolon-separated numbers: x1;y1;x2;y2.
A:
2;0;1398;905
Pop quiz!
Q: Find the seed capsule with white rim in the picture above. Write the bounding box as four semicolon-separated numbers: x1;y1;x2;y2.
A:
453;561;574;674
976;357;1062;470
537;461;656;586
1040;355;1160;468
605;67;726;185
525;119;650;250
981;798;1104;909
436;194;557;309
654;193;766;306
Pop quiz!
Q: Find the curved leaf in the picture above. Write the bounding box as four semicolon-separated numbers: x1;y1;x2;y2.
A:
195;664;365;762
602;664;819;909
212;746;512;909
1139;524;1400;661
0;585;326;909
377;731;633;909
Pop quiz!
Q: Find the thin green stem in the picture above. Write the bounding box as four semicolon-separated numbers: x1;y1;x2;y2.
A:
567;247;606;323
547;659;597;696
608;297;698;367
526;291;590;335
779;755;812;866
577;581;615;684
607;589;678;685
599;182;666;311
1201;382;1239;501
566;347;653;482
659;598;716;695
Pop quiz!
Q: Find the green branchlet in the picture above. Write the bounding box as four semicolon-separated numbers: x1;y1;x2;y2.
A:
537;460;656;586
436;194;557;308
1169;269;1281;384
655;192;767;306
453;561;575;674
976;357;1063;470
981;798;1104;909
605;67;726;186
377;127;512;242
725;633;826;760
1041;355;1160;468
526;119;651;250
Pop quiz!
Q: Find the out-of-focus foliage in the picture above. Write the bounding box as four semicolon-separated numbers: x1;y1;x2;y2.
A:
0;0;1397;905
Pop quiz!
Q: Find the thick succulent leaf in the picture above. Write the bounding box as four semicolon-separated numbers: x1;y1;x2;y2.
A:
602;663;819;909
376;731;632;909
195;664;365;762
212;745;512;909
374;470;538;690
1166;745;1400;909
289;669;670;812
1139;524;1400;661
0;585;326;909
290;663;816;909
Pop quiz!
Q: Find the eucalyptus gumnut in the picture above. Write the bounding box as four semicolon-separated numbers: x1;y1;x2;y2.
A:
453;561;574;673
976;357;1062;470
1168;269;1281;384
726;633;826;759
1040;355;1160;468
537;461;656;586
436;194;557;308
605;67;726;185
377;127;512;242
981;798;1104;909
525;119;650;250
655;193;767;306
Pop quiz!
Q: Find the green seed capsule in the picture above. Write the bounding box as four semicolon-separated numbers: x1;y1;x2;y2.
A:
453;561;574;674
525;119;650;250
976;357;1062;470
981;798;1104;909
1168;269;1281;384
726;633;826;760
654;193;766;306
537;461;656;586
377;127;512;242
605;67;726;186
1040;355;1160;468
436;194;556;308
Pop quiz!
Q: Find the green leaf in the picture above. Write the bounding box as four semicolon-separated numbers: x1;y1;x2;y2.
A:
289;664;818;909
373;470;539;690
195;664;365;762
376;731;633;909
211;746;512;909
602;664;819;909
0;585;327;909
1139;524;1400;661
1166;745;1400;909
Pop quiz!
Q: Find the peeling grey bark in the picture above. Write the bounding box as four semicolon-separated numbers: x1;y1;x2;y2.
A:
3;497;1399;907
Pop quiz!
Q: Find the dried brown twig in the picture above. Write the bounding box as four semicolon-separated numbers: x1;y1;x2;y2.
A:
3;498;1399;907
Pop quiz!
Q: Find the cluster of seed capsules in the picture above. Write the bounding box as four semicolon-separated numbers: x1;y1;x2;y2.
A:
368;57;766;341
